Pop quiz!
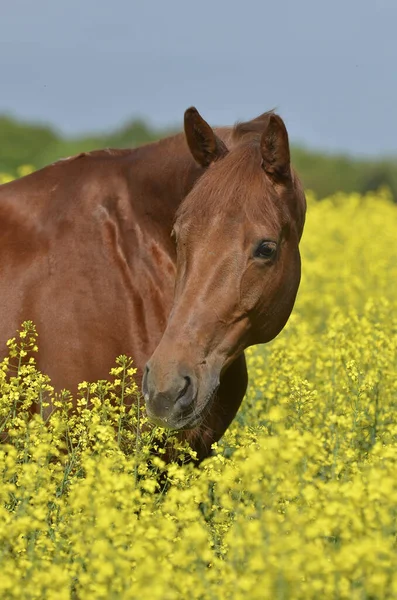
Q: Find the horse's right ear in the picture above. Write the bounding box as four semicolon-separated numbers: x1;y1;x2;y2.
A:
184;107;228;167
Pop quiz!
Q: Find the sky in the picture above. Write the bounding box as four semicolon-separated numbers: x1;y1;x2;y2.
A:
1;0;396;156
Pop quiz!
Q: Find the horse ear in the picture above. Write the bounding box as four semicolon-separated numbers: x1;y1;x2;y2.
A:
184;107;228;167
260;114;291;180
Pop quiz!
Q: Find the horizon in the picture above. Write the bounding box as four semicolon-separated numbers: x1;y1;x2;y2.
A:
3;109;396;162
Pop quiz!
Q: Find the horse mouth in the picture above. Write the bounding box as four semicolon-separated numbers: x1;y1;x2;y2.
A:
146;384;219;431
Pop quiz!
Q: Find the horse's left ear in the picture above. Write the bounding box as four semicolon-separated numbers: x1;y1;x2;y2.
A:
184;107;228;167
260;114;291;180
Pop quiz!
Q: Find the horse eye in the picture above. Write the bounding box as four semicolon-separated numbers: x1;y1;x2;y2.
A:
254;241;277;260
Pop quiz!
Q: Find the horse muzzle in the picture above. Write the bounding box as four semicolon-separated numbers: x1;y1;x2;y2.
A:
142;361;218;430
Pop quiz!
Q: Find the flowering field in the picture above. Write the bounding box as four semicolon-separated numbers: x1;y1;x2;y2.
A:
1;171;397;599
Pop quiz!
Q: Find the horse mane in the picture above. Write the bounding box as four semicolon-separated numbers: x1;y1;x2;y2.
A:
232;110;276;144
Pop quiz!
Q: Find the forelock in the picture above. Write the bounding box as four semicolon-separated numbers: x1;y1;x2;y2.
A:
176;138;287;229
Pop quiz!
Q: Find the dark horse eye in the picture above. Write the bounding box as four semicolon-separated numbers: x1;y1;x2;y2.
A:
254;241;277;260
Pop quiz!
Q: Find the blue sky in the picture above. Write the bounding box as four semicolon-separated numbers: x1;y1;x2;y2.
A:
2;0;396;155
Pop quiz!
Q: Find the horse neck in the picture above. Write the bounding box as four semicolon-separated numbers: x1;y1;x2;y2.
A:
132;134;201;226
132;128;233;231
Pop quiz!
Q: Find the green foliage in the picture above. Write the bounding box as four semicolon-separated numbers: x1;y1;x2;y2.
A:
292;145;397;200
0;114;171;176
0;115;59;174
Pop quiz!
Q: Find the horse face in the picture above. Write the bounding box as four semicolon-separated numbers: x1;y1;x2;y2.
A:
143;108;306;430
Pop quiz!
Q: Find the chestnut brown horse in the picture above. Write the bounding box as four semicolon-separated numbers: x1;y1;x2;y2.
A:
0;107;306;460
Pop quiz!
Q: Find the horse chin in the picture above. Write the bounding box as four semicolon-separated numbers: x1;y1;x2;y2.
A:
146;410;201;431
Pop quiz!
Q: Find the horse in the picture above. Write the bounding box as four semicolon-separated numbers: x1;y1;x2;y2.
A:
0;107;306;461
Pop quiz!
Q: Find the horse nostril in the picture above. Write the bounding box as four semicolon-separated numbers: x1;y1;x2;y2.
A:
177;376;190;399
175;375;194;408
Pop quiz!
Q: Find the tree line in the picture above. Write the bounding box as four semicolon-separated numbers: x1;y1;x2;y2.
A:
1;114;396;200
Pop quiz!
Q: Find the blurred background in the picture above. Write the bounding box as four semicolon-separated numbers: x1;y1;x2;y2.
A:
2;0;396;199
